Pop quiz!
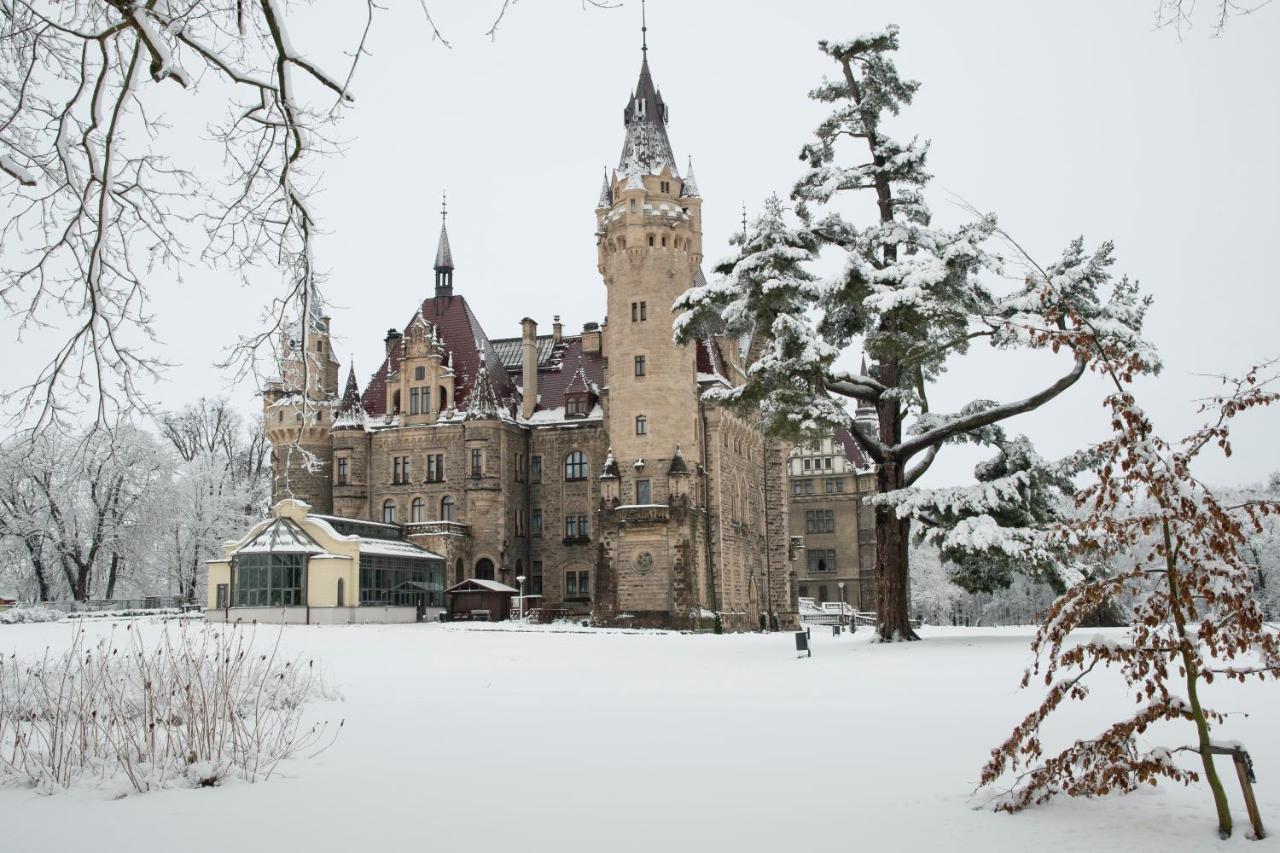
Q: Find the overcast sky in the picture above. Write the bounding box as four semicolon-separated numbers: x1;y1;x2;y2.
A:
7;0;1276;487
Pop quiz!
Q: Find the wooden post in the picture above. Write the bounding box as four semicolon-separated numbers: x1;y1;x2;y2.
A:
1234;755;1266;840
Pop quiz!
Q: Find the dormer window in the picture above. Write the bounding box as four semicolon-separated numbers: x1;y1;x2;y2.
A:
660;181;670;194
565;395;591;418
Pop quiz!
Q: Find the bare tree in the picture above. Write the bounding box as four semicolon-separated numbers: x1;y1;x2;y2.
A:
1154;0;1273;37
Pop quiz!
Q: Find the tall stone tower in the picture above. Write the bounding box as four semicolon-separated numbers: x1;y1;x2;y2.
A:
263;304;340;513
596;49;703;508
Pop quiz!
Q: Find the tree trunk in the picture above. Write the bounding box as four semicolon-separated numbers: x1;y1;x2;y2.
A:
25;537;52;602
105;551;121;600
874;456;919;641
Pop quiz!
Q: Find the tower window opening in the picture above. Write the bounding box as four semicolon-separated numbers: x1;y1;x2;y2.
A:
640;301;647;321
648;234;654;247
661;236;667;247
635;415;648;436
630;198;637;212
660;181;670;194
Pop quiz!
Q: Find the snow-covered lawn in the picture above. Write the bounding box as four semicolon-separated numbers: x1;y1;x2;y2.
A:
1;620;1276;852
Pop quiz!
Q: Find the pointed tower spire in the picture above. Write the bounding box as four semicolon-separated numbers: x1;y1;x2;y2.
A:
596;168;613;209
681;155;700;198
434;191;454;297
617;4;677;179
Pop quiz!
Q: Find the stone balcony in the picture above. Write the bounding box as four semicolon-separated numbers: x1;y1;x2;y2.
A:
404;520;471;538
608;504;671;526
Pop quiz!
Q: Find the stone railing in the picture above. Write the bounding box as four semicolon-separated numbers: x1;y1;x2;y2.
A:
404;520;471;538
609;504;670;525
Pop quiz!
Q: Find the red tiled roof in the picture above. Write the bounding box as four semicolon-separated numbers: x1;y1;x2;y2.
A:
362;294;517;416
533;336;605;408
695;336;726;380
834;426;873;470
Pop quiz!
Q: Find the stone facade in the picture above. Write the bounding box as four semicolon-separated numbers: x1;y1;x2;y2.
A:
262;51;823;630
788;431;879;611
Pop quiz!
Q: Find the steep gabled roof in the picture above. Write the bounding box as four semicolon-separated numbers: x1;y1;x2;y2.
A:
532;336;605;410
361;294;516;417
834;426;874;471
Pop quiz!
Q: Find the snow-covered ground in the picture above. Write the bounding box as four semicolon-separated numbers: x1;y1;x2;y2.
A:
1;620;1276;852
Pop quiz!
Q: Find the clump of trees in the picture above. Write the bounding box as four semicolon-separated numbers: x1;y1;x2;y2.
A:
0;398;267;604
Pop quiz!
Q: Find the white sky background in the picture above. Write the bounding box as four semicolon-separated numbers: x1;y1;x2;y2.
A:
6;0;1276;487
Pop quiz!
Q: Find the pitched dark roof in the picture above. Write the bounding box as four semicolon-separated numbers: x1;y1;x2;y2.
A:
534;336;605;409
490;334;559;373
834;426;873;470
696;336;726;379
361;294;516;417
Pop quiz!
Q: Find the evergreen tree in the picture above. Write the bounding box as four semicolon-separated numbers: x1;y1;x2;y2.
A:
675;27;1158;640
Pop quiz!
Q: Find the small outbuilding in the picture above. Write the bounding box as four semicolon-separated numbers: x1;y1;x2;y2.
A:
445;578;518;621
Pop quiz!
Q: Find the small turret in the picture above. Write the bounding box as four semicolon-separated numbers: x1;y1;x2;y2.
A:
434;191;455;297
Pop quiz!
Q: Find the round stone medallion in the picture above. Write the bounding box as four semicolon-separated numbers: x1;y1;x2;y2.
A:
634;551;654;574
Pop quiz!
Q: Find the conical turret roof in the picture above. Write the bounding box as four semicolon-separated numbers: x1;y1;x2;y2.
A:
617;56;679;179
434;221;454;271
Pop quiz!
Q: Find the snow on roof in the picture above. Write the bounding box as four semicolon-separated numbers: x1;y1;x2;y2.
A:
235;517;325;555
445;578;518;594
358;538;445;560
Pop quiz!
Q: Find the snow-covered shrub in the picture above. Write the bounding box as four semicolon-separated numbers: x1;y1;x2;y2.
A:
0;623;339;794
0;606;64;625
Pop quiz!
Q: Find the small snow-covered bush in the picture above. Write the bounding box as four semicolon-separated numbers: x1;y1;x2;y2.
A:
0;607;65;625
0;623;340;794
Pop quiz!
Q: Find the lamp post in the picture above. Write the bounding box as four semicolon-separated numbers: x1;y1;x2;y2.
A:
516;575;526;620
838;582;847;632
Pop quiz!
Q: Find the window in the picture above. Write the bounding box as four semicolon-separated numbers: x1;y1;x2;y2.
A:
440;495;455;522
382;499;397;524
531;509;542;536
648;234;655;247
803;458;812;471
475;558;495;581
808;549;836;573
420;386;431;412
798;584;810;599
358;554;444;608
791;480;802;497
631;302;638;322
566;395;591;417
565;569;590;599
531;455;542;482
410;497;424;523
825;457;833;470
515;509;526;536
630;198;636;212
392;456;410;485
564;514;589;540
470;448;483;477
414;366;426;381
336;457;348;485
410;387;419;415
640;301;647;321
564;451;588;481
635;479;651;504
515;452;525;482
660;180;670;193
530;561;543;595
805;509;835;534
634;355;646;377
803;479;814;496
427;453;445;482
635;415;647;436
234;553;305;607
825;478;837;494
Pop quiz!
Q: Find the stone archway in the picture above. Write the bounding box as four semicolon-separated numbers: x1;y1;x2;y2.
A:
475;558;495;581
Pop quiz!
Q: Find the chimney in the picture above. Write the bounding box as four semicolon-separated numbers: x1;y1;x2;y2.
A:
521;317;538;419
384;328;402;357
582;321;602;354
552;315;563;344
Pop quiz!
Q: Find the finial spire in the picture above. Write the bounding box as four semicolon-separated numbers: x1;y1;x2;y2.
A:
441;189;447;222
641;0;647;55
741;202;748;235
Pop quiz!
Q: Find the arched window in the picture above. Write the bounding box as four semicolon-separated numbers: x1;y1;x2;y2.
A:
439;386;448;411
440;495;455;522
336;578;345;608
455;558;464;584
410;497;425;523
382;499;397;524
564;450;588;481
475;558;495;580
392;390;401;414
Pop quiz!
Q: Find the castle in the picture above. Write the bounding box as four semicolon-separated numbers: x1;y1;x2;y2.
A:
258;45;803;630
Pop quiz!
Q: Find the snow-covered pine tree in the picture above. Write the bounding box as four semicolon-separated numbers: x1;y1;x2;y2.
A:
981;359;1280;839
677;26;1158;641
